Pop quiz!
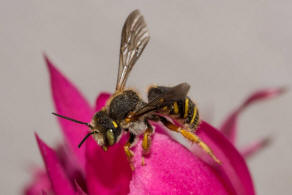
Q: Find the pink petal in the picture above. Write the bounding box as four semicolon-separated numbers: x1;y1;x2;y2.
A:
23;168;52;195
45;55;94;169
130;122;255;195
75;180;87;195
85;136;132;195
241;87;286;108
55;144;87;192
241;136;271;159
220;87;285;144
196;121;255;195
35;134;75;195
95;92;111;111
85;94;132;195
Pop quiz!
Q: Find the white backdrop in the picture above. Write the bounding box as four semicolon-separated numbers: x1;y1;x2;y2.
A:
0;0;291;194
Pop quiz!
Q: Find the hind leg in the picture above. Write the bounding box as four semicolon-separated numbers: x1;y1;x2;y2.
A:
158;115;221;164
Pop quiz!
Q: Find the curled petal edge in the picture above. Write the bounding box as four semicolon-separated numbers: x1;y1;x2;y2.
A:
241;136;272;159
220;87;286;144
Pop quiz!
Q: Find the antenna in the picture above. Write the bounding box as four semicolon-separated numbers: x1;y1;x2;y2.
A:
52;112;93;129
78;132;95;148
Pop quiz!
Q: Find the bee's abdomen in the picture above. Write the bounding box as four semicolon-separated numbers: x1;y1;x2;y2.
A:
148;86;200;131
168;98;200;130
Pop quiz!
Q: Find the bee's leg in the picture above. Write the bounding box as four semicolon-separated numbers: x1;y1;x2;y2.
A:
124;133;136;170
158;115;221;164
141;120;153;165
142;120;153;155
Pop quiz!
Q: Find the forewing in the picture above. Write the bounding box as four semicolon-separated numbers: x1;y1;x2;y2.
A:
116;10;150;91
133;83;190;117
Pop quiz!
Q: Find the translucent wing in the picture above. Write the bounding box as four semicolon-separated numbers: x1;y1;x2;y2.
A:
132;83;190;117
116;10;150;91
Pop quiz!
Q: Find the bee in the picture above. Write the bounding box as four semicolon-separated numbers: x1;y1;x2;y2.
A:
52;10;221;167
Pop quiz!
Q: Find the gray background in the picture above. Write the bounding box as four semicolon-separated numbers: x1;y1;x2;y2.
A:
1;0;291;194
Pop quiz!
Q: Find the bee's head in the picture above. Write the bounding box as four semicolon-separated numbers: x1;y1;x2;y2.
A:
88;111;121;150
52;111;121;151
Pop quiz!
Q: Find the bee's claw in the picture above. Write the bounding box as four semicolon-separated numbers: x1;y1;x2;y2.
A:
130;162;135;171
102;146;108;151
141;157;145;166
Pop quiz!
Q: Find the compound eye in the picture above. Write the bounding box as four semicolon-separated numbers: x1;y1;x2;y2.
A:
106;129;115;146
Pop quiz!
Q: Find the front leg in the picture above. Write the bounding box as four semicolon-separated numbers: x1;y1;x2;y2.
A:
124;132;136;170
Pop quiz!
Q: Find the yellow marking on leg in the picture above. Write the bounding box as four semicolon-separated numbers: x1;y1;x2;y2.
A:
125;118;131;123
164;122;180;132
179;129;221;164
190;106;198;124
184;98;189;118
112;121;118;128
173;102;179;114
125;112;135;123
124;143;134;159
141;157;145;166
124;143;135;170
142;131;151;154
159;115;220;164
142;128;153;165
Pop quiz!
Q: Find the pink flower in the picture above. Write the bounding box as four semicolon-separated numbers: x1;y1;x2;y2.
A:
24;56;284;195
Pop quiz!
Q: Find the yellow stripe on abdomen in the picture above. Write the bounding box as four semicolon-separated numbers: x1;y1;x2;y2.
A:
184;98;189;118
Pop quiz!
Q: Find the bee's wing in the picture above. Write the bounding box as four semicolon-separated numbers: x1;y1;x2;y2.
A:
133;83;190;117
116;10;150;91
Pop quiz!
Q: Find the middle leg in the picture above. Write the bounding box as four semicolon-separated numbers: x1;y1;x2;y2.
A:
124;132;136;170
141;120;154;166
142;120;154;155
